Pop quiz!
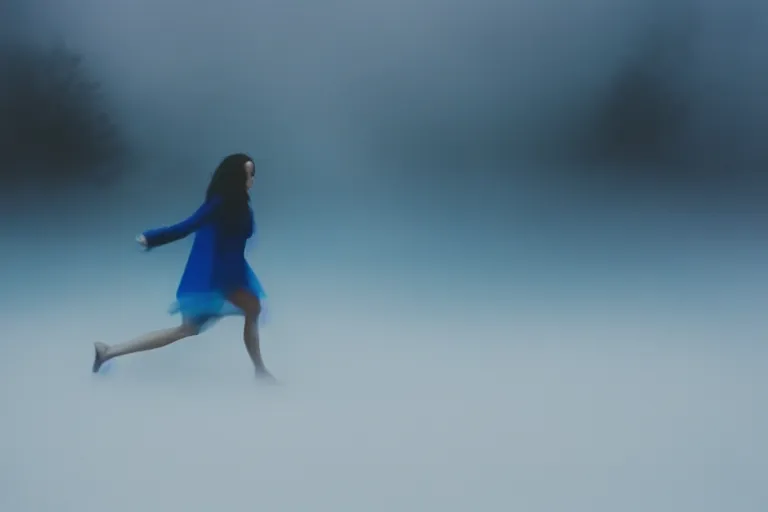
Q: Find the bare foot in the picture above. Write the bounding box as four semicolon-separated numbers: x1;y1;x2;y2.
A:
92;342;110;373
255;366;277;384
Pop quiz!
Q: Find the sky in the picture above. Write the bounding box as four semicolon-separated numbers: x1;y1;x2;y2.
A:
1;0;767;510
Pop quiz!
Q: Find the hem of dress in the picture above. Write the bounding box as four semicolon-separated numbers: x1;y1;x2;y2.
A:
167;291;270;330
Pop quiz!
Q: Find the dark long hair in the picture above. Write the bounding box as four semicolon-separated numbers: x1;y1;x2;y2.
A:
205;153;253;234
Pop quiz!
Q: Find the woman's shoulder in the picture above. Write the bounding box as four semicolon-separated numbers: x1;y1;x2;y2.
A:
205;195;225;207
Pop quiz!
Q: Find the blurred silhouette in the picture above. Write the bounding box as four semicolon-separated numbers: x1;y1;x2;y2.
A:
0;41;129;189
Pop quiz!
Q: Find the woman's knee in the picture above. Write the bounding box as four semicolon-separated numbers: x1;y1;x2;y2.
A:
243;305;261;325
229;290;262;318
178;321;203;338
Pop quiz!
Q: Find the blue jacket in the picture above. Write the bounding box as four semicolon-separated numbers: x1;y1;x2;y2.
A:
142;196;263;317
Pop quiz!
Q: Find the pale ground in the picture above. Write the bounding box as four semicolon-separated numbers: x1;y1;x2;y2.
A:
1;200;767;511
1;275;766;512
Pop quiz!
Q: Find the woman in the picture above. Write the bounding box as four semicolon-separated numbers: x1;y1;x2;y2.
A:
92;153;273;380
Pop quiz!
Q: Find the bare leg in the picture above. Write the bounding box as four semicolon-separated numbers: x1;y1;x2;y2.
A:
92;319;203;373
227;289;273;379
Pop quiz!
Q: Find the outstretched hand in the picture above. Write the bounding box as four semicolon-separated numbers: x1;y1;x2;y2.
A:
136;234;148;249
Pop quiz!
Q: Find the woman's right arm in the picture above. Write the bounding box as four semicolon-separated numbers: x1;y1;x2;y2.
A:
141;197;221;249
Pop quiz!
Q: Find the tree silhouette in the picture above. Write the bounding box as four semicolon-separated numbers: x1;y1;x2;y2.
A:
0;41;129;189
585;40;689;167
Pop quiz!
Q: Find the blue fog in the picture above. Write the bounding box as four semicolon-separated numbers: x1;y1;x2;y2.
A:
2;0;767;510
2;166;766;511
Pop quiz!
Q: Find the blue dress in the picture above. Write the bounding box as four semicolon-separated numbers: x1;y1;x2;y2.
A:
142;196;266;328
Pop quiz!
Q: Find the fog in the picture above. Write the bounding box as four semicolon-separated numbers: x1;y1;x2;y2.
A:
2;0;768;510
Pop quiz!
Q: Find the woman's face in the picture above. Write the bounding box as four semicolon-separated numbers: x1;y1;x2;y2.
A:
244;160;255;190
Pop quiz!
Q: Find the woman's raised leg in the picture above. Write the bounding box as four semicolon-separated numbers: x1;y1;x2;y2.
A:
92;318;206;373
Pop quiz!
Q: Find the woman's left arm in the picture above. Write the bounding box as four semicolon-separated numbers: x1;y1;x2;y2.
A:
142;198;221;249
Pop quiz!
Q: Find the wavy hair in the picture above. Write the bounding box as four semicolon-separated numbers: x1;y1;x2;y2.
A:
205;153;254;234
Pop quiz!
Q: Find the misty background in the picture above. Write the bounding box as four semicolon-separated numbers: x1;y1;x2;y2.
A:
1;0;766;510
